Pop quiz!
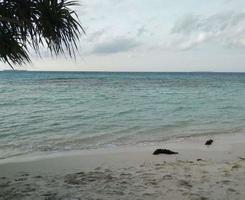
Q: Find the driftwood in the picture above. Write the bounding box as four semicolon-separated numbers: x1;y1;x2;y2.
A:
153;149;178;155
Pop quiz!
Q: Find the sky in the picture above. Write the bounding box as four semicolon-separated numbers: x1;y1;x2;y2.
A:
1;0;245;72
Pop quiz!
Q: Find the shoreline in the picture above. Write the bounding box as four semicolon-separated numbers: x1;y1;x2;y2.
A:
1;132;245;199
0;132;245;173
0;128;241;164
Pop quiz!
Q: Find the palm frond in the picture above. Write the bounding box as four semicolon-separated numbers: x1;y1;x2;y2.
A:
0;27;30;69
0;0;84;68
35;0;84;57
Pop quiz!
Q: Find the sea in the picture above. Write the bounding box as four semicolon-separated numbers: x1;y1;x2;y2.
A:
0;71;245;160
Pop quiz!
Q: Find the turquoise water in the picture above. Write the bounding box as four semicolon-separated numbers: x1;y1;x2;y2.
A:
0;71;245;159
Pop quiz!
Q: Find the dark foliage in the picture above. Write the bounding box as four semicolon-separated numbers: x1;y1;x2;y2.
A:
0;0;84;68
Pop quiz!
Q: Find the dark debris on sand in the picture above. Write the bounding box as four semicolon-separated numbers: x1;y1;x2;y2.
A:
153;149;179;155
205;139;214;146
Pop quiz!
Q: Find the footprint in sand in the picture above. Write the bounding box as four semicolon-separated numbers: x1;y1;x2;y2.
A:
33;175;43;179
21;173;29;177
178;180;192;188
227;188;237;192
41;192;57;199
221;180;231;185
162;174;172;180
231;163;242;170
15;177;28;182
0;181;10;188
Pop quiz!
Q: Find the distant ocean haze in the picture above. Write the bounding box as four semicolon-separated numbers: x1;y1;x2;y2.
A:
0;71;245;159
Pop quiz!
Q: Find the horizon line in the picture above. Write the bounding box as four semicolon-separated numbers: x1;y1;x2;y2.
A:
1;69;245;73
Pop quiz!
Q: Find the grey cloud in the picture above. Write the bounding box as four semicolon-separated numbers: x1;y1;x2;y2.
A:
172;11;245;34
87;29;106;42
172;14;201;34
137;26;146;37
91;38;140;55
171;11;245;50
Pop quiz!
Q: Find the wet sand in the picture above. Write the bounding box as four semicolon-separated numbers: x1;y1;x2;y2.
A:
0;133;245;200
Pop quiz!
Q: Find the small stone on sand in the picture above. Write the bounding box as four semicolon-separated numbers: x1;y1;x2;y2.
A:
205;139;214;145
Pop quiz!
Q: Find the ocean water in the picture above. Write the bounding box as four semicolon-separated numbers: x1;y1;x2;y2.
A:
0;71;245;159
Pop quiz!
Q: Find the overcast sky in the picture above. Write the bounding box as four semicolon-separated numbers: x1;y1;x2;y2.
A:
1;0;245;72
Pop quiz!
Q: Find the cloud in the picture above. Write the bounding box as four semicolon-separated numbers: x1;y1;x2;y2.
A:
136;26;147;37
171;11;245;50
87;29;106;42
174;32;211;50
91;38;140;55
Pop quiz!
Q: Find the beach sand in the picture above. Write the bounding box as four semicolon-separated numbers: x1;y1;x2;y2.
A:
0;133;245;200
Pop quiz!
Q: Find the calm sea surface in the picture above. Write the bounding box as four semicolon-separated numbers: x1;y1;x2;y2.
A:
0;71;245;159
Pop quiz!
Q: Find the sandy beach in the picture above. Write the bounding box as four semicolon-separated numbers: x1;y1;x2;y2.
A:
1;0;245;199
0;133;245;200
